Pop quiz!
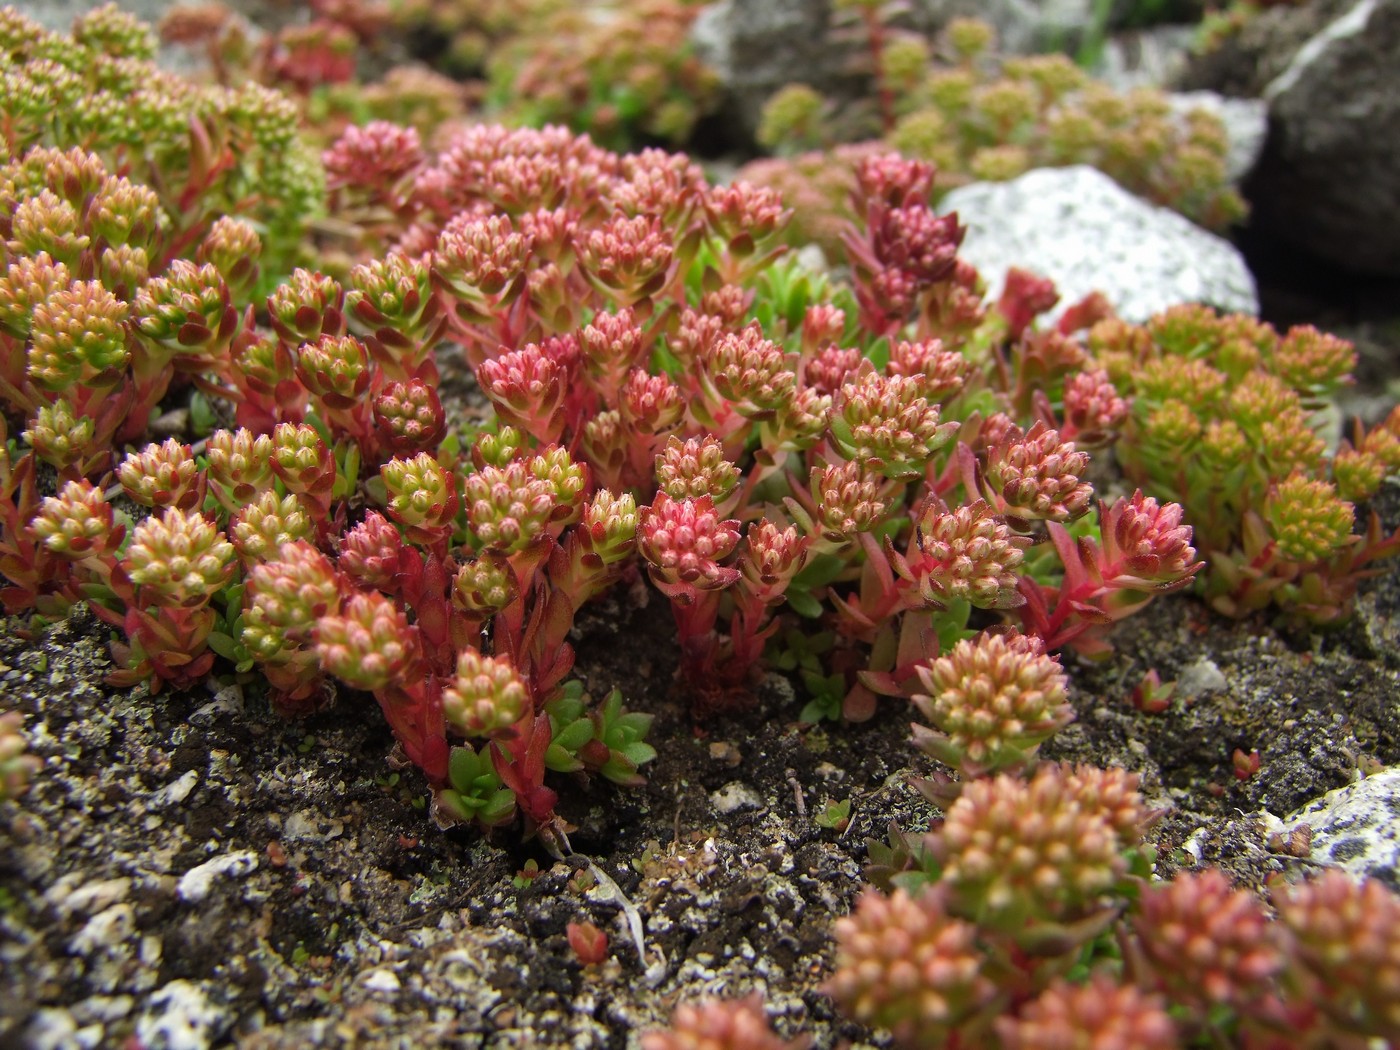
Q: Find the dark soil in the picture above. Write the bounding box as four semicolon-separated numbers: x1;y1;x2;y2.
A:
3;480;1400;1048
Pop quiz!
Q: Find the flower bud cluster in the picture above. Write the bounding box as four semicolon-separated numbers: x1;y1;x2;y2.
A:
911;631;1073;778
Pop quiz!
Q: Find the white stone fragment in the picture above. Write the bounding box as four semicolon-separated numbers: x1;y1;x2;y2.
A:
940;166;1258;324
135;981;230;1050
360;969;401;995
1284;768;1400;884
711;781;764;814
176;851;258;904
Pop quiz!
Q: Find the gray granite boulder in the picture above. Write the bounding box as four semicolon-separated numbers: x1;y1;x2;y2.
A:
1246;0;1400;276
940;165;1258;323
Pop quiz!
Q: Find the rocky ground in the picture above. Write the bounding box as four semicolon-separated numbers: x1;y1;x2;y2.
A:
3;474;1399;1049
6;1;1400;1047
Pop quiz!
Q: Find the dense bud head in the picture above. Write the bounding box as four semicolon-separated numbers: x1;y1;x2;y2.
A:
704;324;796;417
671;307;726;364
338;511;404;592
98;243;150;294
740;519;809;597
443;649;528;739
902;499;1027;609
1131;868;1282;1013
381;452;459;534
702;179;791;248
581;410;628;485
641;995;804;1050
1333;447;1386;504
1259;406;1327;478
996;975;1176;1050
1363;422;1400;472
998;267;1059;337
913;631;1072;777
230;491;315;564
323;120;423;191
118;439;201;510
8;190;89;265
453;551;519;616
1063;369;1129;440
0;253;71;337
242;541;341;661
1056;763;1152;850
886;338;969;402
871;204;963;284
31;480;116;559
934;764;1131;927
23;399;95;473
1137;357;1227;408
580;307;647;389
853;151;936;211
197;217;262;301
812;460;887;540
87;175;163;252
804;345;863;397
476;342;567;442
1227;372;1299;431
135;260;232;365
268;269;345;346
467;428;521;472
205;428;275;511
1264;475;1354;564
516;207;579;262
1101;491;1200;586
296;333;371;410
269;422;335;495
619;369;684;433
315;591;419;692
72;2;158;59
1270;324;1355;392
575;213;673;303
638;493;742;591
373;379;446;454
125;507;235;608
27;280;130;389
1272;870;1400;1039
800;303;846;355
656;435;739;504
609;149;706;223
581;489;640;566
832;370;958;479
1141;399;1201;448
985;422;1093;524
434;213;532;297
829;887;996;1047
464;449;587;553
700;286;751;326
348;251;433;336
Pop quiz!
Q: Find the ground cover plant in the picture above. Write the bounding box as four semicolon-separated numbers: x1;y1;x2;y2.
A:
2;5;1400;1048
743;14;1244;254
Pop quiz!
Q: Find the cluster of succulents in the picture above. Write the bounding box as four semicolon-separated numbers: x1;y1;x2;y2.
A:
745;15;1244;255
1093;305;1400;625
0;3;322;283
389;0;720;149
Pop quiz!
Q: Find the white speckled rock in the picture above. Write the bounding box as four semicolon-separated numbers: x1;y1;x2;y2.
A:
711;781;764;814
1282;768;1400;887
940;166;1259;324
135;981;229;1050
175;851;258;904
